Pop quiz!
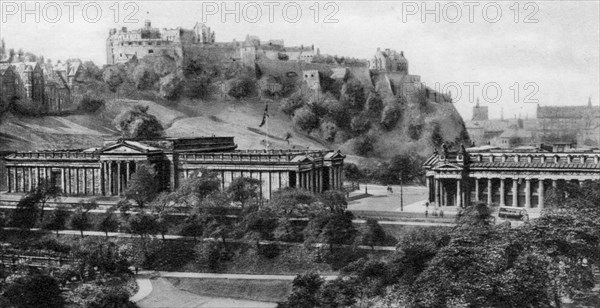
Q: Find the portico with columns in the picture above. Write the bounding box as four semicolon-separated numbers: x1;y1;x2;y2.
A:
423;145;600;210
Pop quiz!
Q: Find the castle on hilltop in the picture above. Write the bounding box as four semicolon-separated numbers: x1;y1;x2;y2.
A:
106;20;215;65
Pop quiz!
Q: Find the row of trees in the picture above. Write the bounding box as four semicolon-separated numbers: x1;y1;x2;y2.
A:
279;181;600;307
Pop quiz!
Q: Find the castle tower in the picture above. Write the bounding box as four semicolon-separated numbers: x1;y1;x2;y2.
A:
472;98;489;121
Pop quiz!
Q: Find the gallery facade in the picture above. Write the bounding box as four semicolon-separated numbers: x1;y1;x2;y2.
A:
3;137;346;200
423;145;600;209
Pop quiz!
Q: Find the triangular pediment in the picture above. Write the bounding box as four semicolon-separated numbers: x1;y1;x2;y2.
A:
102;144;147;154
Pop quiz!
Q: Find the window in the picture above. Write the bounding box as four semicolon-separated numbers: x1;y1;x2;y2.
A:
148;50;154;54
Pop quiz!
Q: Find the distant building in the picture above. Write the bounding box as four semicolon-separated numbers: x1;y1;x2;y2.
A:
369;48;408;73
472;99;488;121
13;61;44;104
536;98;600;146
0;64;17;112
106;20;215;65
4;137;346;200
423;145;600;209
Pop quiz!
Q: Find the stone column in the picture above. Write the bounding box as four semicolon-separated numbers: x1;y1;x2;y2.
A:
28;168;33;192
512;179;518;207
474;178;479;202
117;161;122;195
108;162;113;196
83;168;88;195
100;163;106;196
538;180;544;209
500;178;505;206
442;181;447;206
525;179;531;208
487;178;492;205
296;171;301;188
61;169;66;193
126;161;131;188
7;167;12;192
426;177;431;202
75;168;80;195
456;179;462;207
434;178;440;206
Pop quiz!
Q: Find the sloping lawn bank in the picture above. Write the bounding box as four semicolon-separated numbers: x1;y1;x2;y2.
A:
168;277;291;303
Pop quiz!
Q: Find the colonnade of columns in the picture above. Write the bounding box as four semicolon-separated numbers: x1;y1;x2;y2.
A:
6;166;101;196
179;165;344;200
428;176;586;208
101;160;137;196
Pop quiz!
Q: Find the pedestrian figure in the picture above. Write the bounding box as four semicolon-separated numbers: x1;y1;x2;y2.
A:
135;266;139;274
425;210;428;217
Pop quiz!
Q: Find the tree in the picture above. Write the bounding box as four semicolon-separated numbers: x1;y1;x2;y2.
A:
70;284;138;308
44;205;70;237
293;106;319;132
127;212;159;240
364;90;384;117
2;274;65;308
170;169;221;208
102;64;126;91
305;210;357;249
277;272;324;308
113;105;164;139
380;103;402;130
359;218;387;249
70;200;97;238
149;192;175;240
31;179;62;222
350;114;371;135
159;73;183;100
340;78;366;110
268;188;321;218
228;75;255;99
240;207;278;249
124;162;160;207
226;177;261;208
72;237;132;281
98;207;120;237
10;194;39;229
320;190;348;214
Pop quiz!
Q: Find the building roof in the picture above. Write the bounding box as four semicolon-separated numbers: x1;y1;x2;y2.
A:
537;105;600;119
499;128;532;139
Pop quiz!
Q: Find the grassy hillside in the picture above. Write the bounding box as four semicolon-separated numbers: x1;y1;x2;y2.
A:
0;97;331;152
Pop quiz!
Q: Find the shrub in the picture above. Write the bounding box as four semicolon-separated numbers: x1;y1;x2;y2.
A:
159;73;183;100
364;90;384;117
431;122;444;147
352;135;376;156
12;98;46;116
293;106;319;132
340;78;366;110
228;76;255;99
350;114;371;135
281;92;305;116
380;103;402;130
319;120;338;142
77;95;104;113
258;243;281;259
407;124;423;140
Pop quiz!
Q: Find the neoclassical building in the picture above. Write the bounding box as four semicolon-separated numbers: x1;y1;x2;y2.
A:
4;137;345;200
423;145;600;209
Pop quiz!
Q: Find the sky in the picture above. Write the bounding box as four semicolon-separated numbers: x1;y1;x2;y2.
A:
2;0;599;120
